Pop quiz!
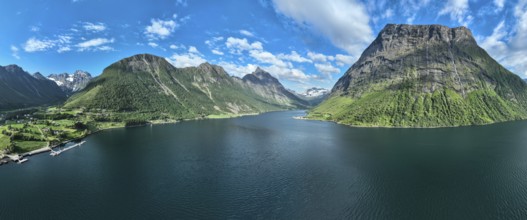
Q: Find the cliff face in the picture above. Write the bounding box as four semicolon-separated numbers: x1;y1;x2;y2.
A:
310;24;527;127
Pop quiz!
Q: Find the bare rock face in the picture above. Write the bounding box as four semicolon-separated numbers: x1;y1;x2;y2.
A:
333;24;509;97
48;70;92;93
311;24;527;127
242;67;309;108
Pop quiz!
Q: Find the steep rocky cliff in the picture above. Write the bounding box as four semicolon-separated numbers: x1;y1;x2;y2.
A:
309;24;527;127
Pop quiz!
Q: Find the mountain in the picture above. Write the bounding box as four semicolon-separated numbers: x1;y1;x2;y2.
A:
65;54;306;119
308;24;527;127
294;87;330;106
242;67;309;108
0;65;67;110
48;70;92;93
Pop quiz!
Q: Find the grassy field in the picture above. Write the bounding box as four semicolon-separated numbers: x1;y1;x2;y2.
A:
0;133;10;152
0;107;262;154
13;141;47;152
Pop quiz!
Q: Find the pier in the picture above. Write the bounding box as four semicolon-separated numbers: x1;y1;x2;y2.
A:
50;141;86;156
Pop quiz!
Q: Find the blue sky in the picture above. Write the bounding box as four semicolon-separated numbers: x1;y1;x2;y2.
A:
1;0;527;92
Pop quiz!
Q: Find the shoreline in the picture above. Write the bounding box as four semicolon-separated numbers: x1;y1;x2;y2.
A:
299;113;526;129
0;111;264;166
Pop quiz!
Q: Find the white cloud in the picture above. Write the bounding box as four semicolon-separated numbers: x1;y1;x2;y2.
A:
23;37;55;52
278;51;311;63
83;22;107;32
205;36;224;47
249;50;287;67
30;26;40;32
264;65;311;82
480;21;508;61
212;49;224;55
76;38;114;51
218;62;257;77
145;18;178;40
272;0;373;56
11;45;20;59
383;9;394;19
148;42;159;48
57;35;72;44
225;37;263;54
57;46;71;53
399;0;431;17
98;46;113;51
307;51;333;63
494;0;505;11
167;52;206;68
335;54;355;66
240;30;255;37
188;46;200;54
175;0;188;7
315;63;340;75
169;44;179;49
479;0;527;77
438;0;471;25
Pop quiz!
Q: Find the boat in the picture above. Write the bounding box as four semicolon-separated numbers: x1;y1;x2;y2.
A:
17;158;28;164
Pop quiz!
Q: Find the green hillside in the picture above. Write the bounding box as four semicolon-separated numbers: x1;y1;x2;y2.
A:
308;24;527;127
65;54;303;120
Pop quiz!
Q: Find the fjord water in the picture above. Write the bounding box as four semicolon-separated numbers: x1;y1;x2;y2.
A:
1;111;527;219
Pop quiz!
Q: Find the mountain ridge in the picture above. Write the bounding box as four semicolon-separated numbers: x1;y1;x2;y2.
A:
65;54;307;119
0;65;66;110
309;24;527;127
48;70;92;94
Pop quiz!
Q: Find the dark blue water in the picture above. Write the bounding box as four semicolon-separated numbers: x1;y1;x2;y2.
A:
1;111;527;219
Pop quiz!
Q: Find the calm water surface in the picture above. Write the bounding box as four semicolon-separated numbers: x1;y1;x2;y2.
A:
1;111;527;219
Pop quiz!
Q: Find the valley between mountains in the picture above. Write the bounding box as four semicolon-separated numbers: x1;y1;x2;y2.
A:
0;54;319;155
1;24;527;156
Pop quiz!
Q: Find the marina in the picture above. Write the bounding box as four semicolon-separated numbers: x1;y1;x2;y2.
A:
0;140;86;165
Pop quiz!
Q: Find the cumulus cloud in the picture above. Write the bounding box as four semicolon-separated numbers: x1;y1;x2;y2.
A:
278;51;311;63
225;37;263;54
218;62;258;77
249;50;287;67
23;37;55;52
335;54;355;66
272;0;373;56
479;0;527;77
438;0;472;26
315;63;340;76
145;18;178;40
167;52;207;68
83;22;107;32
188;46;200;54
307;51;333;63
264;65;311;82
76;38;114;51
